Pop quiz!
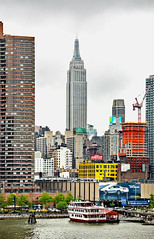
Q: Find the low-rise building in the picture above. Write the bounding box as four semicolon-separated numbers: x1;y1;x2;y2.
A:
78;161;118;181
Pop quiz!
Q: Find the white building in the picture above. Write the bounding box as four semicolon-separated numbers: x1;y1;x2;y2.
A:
35;151;43;173
57;147;72;169
35;151;54;177
43;158;54;177
60;172;70;178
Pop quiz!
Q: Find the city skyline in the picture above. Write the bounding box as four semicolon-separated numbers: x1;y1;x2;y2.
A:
1;1;154;135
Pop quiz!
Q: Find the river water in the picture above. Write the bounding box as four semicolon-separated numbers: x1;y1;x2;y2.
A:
0;218;153;239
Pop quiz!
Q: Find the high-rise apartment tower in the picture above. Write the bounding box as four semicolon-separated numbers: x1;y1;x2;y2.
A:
0;22;35;193
119;122;148;173
146;75;154;179
66;39;87;131
112;99;125;122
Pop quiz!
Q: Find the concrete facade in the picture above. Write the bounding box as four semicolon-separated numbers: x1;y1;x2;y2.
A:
141;183;154;198
35;180;99;202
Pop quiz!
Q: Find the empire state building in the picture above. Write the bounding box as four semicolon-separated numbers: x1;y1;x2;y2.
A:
66;39;87;131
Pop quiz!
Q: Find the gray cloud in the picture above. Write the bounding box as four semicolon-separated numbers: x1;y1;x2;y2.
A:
88;68;129;102
1;0;154;134
2;0;154;17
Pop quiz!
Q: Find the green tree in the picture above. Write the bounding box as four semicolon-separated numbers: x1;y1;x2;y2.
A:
110;202;115;207
6;193;17;206
65;192;73;204
54;193;65;205
136;196;141;199
57;201;68;210
17;194;29;207
27;200;34;209
75;197;82;201
0;194;6;208
38;192;53;209
150;194;154;208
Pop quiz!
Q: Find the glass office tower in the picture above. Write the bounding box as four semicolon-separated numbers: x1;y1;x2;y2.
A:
146;75;154;179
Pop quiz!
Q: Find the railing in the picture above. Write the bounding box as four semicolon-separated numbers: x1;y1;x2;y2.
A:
68;210;106;215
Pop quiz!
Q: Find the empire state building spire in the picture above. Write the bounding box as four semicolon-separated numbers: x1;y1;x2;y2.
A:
66;38;87;131
72;39;82;61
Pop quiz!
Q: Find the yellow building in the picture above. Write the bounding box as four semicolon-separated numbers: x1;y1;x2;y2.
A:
78;161;118;181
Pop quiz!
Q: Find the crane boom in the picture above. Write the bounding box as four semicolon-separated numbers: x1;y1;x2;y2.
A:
141;84;152;105
132;84;152;122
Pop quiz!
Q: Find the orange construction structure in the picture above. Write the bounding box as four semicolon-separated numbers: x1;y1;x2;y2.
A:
119;122;149;172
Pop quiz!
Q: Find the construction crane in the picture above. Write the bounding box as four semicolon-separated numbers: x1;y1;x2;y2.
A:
133;84;152;122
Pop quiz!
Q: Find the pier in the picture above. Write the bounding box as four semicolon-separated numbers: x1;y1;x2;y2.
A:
0;213;69;220
114;208;154;223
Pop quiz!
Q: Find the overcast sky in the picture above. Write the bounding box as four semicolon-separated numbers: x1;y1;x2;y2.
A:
1;0;154;135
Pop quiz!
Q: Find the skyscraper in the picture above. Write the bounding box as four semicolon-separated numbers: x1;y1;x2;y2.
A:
112;99;125;122
66;39;87;131
0;22;35;193
146;75;154;179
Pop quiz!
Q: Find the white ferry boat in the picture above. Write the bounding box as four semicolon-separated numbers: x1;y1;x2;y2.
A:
68;201;119;223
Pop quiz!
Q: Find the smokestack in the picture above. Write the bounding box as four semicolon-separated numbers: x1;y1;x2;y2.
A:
0;21;3;37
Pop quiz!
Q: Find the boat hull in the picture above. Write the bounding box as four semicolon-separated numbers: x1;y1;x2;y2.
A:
69;217;119;223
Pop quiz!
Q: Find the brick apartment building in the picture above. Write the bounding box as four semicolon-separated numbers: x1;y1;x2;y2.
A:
0;22;35;193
